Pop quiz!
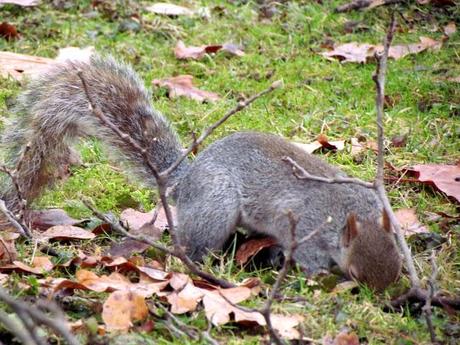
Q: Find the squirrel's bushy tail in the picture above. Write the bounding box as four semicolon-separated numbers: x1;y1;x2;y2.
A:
0;55;187;212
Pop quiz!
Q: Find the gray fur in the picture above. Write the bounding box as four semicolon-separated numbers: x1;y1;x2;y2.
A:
0;56;402;290
0;55;187;212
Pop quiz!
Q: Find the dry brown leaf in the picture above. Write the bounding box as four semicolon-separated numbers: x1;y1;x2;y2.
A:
443;22;457;37
0;51;54;80
235;237;278;265
394;208;430;237
153;75;220;102
167;282;205;313
12;256;54;274
154;205;177;230
322;37;442;63
120;208;155;231
0;232;18;265
270;314;305;340
292;141;323;154
0;22;19;40
322;42;374;63
323;331;360;345
407;164;460;203
0;0;39;6
0;273;8;286
73;269;166;297
25;209;83;231
388;37;442;60
107;239;151;257
137;266;170;281
146;3;194;16
174;41;222;60
39;225;96;241
102;291;149;332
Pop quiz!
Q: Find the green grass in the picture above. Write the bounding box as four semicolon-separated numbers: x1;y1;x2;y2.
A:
0;0;459;344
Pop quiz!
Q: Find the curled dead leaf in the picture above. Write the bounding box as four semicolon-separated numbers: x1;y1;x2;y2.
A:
394;208;430;237
102;291;149;332
153;75;220;102
39;225;96;241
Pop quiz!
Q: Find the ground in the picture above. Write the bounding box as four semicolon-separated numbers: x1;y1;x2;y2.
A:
0;0;459;344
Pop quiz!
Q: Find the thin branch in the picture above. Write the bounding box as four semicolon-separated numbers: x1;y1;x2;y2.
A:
0;310;39;345
282;156;373;189
0;288;79;345
372;15;420;288
335;0;402;13
162;80;283;177
0;199;32;238
422;251;438;344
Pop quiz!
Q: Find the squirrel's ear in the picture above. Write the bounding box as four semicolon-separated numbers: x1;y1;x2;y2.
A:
342;213;359;247
382;208;392;233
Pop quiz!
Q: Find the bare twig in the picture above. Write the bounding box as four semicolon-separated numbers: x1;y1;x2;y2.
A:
282;156;373;189
162;80;283;177
335;0;402;13
423;251;439;344
0;199;32;238
372;15;420;288
0;288;79;345
0;309;39;345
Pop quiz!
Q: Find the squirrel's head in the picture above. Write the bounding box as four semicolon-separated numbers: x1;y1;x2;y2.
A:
339;210;402;291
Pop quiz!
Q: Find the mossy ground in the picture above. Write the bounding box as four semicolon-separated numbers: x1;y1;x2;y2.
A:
0;1;459;344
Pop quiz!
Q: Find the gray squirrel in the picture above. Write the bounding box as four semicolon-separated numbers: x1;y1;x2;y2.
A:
0;55;402;291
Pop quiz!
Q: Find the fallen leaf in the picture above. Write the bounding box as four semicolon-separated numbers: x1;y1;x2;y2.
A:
0;0;39;6
221;43;245;57
447;76;460;83
174;41;222;60
153;75;220;102
153;205;177;231
39;225;96;241
146;3;194;16
443;22;456;37
120;208;155;231
323;330;360;345
293;134;346;154
394;208;430;237
269;314;305;340
25;209;83;231
0;51;54;80
388;37;442;60
317;134;345;151
12;256;54;274
102;291;148;332
0;273;8;286
167;282;204;313
292;141;323;154
235;237;278;265
322;37;442;63
107;238;151;257
391;134;407;148
0;232;18;264
0;22;19;40
407;164;460;203
55;46;95;63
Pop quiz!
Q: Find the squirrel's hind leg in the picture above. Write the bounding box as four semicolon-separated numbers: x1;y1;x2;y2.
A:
175;175;241;262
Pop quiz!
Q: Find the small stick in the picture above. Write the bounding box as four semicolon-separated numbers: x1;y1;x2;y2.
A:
282;156;374;189
335;0;402;13
422;251;439;344
162;80;283;177
0;199;32;238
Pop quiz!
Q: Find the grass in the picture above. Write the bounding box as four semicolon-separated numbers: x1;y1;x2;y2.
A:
0;0;459;344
